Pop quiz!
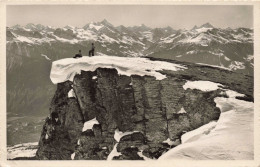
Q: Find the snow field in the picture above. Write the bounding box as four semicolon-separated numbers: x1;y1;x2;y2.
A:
50;55;187;84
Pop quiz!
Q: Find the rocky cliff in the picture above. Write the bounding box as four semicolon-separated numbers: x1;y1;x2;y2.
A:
35;56;253;160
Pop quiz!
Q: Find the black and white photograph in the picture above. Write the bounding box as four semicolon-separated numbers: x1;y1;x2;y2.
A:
1;2;259;166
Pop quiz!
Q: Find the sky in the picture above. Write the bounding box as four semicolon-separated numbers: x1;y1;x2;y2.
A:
7;5;253;29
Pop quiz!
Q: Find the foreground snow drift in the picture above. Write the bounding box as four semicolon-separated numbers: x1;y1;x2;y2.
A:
159;95;253;160
50;55;187;84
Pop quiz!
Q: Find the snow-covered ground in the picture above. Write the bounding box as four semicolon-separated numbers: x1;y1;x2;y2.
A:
183;80;223;91
7;142;38;159
159;91;253;160
50;55;187;84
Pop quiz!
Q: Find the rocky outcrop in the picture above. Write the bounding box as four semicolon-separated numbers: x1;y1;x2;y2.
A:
36;66;223;160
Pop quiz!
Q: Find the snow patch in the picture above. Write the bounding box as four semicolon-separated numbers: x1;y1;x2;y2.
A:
114;129;138;142
122;50;143;57
16;36;34;44
177;107;187;114
208;51;224;56
159;34;180;44
162;138;175;146
246;55;254;61
186;50;198;54
7;142;38;160
137;150;154;160
53;34;79;44
50;56;187;84
194;27;213;33
64;25;75;30
68;89;76;98
76;29;98;41
142;31;153;42
179;33;211;46
41;54;51;61
107;143;122;160
224;56;230;61
229;61;245;70
224;90;245;98
100;34;118;43
183;80;222;91
89;23;104;31
82;117;99;132
71;152;75;160
22;27;32;31
196;63;230;70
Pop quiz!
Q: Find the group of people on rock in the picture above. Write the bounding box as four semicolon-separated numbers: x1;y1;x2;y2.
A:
73;43;95;58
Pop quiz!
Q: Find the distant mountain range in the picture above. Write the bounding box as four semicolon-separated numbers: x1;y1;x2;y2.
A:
7;19;253;74
6;20;253;145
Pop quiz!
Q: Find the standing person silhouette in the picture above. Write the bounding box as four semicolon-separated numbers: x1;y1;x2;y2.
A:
89;43;95;56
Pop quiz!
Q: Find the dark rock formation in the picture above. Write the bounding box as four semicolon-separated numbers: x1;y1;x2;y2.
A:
36;65;243;160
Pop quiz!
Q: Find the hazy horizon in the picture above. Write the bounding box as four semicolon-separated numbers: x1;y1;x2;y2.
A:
7;5;253;29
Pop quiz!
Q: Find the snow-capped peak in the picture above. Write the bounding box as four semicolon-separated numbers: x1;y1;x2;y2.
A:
36;24;46;30
191;25;198;30
64;25;75;30
100;19;113;27
199;22;214;29
83;22;104;31
25;23;36;29
128;24;151;32
89;23;104;31
11;24;23;30
140;24;149;28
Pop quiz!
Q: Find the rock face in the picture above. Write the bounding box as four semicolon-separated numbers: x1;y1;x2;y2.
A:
36;66;224;160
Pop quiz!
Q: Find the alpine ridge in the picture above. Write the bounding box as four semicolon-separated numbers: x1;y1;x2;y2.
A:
7;21;253;74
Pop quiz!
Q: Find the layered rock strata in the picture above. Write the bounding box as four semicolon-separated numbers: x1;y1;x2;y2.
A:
36;68;222;160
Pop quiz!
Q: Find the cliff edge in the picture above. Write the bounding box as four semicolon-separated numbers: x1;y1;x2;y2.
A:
35;56;253;160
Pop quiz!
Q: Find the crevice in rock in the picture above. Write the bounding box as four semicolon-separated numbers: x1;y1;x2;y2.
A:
158;80;169;140
140;78;148;136
72;82;85;123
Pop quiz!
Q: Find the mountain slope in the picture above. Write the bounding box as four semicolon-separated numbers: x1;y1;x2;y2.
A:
159;95;253;160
